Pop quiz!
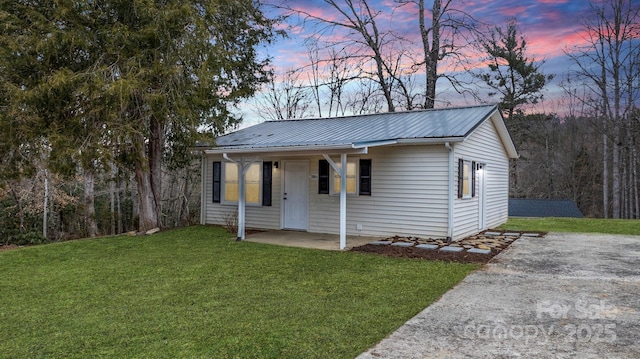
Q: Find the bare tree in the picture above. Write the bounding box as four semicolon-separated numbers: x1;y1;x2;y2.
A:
280;0;402;112
397;0;478;108
256;68;311;120
566;0;640;218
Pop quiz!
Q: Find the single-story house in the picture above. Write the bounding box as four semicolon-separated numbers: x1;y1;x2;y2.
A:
199;104;518;249
509;198;584;218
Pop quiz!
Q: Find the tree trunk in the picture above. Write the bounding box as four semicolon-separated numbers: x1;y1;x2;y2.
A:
603;138;609;218
149;116;164;228
9;182;25;232
109;163;116;235
420;0;440;109
133;116;164;232
83;166;98;237
135;157;159;232
117;177;123;233
43;169;48;239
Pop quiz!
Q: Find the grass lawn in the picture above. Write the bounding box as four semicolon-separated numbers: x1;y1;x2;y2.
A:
500;217;640;235
0;226;478;359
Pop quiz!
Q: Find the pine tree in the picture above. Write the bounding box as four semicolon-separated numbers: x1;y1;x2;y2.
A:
476;19;554;119
1;0;278;231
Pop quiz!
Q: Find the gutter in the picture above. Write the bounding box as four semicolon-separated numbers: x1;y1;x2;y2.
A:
204;137;465;155
445;142;454;241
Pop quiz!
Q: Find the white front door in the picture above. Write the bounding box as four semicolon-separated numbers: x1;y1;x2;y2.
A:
477;163;487;230
283;161;309;230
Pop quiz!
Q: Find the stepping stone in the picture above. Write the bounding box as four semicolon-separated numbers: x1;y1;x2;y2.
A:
440;246;464;253
504;232;520;237
391;242;414;247
484;231;502;236
370;241;391;245
467;248;491;255
522;233;542;237
416;243;438;250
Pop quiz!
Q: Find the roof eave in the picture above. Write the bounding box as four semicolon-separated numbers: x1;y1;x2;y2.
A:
489;111;519;159
203;137;465;156
203;143;367;156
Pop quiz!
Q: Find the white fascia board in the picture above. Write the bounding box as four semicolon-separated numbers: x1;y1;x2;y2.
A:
396;137;464;145
490;112;519;159
205;144;368;156
352;139;398;148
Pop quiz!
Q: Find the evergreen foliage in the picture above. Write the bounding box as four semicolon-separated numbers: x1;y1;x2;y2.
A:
0;0;279;231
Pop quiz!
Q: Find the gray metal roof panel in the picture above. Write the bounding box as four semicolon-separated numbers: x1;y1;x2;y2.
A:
216;105;497;149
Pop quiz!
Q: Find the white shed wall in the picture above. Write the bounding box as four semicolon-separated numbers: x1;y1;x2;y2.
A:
202;145;451;238
308;146;450;238
202;156;282;230
453;116;510;239
201;115;511;241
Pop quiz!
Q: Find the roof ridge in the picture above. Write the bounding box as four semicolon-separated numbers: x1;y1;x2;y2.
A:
264;104;498;123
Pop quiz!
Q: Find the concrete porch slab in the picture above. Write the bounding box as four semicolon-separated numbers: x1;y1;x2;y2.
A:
243;230;384;250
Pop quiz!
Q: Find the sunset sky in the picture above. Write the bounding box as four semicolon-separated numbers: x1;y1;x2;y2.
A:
240;0;626;123
268;0;593;67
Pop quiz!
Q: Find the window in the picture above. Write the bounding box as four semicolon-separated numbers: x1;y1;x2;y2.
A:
332;161;357;194
458;159;476;199
223;162;261;204
319;158;372;196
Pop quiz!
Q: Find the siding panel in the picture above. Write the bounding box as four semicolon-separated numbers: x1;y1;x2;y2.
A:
453;116;510;239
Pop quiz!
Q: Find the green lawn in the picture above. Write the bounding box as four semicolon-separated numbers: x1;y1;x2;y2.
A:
0;226;478;359
500;217;640;235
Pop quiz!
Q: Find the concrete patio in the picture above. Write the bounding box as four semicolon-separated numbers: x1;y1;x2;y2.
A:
243;230;384;250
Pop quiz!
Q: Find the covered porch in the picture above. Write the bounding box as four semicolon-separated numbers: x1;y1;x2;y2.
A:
244;230;384;251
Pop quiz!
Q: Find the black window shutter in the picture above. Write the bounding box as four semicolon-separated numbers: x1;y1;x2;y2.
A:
471;161;476;197
318;160;329;194
212;161;221;203
262;161;272;206
457;158;463;199
359;159;372;195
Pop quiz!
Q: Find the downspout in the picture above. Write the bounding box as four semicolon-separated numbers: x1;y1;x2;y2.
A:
200;152;206;225
445;142;454;241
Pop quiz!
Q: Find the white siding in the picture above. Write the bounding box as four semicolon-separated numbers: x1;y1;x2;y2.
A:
201;117;511;241
202;146;451;238
202;155;281;230
308;146;450;238
453;116;510;239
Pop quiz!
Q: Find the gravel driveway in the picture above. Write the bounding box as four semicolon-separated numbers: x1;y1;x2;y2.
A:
357;232;640;358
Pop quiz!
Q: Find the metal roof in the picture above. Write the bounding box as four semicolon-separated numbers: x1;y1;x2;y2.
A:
509;199;585;218
209;105;517;156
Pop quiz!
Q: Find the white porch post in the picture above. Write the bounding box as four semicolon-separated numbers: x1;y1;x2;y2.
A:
224;154;258;241
339;153;347;250
322;153;348;250
237;157;246;241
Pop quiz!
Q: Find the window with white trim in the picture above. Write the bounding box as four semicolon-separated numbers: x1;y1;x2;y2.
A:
457;159;475;199
462;161;471;198
331;161;357;195
223;162;262;204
